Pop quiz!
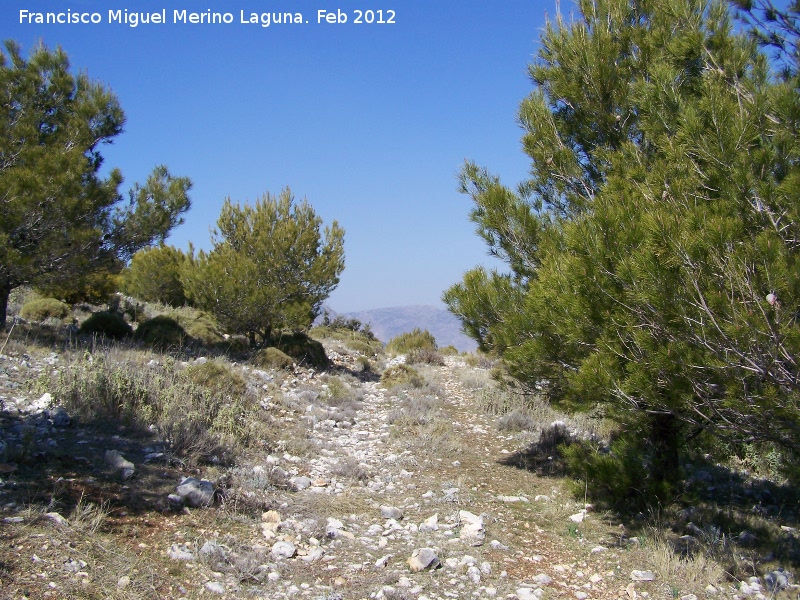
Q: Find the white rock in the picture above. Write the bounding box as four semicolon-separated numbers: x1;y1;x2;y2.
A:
516;588;538;600
45;512;69;526
631;570;656;581
271;540;297;560
381;505;403;519
375;554;392;568
419;514;439;532
467;565;481;583
204;581;225;594
569;511;586;523
408;548;440;572
533;573;553;585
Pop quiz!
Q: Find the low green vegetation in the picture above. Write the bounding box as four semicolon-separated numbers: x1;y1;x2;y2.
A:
78;311;132;340
133;315;187;350
19;298;71;323
385;328;437;355
380;364;423;389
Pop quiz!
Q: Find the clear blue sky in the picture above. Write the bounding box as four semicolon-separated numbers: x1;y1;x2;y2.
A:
3;0;557;312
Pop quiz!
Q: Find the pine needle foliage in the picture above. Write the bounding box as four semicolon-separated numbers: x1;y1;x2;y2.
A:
0;41;192;327
182;188;344;347
445;0;800;486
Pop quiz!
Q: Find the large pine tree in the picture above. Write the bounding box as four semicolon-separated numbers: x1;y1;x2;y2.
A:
445;0;800;484
0;41;191;325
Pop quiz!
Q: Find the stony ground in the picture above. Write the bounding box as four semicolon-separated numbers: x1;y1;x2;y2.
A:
0;337;797;600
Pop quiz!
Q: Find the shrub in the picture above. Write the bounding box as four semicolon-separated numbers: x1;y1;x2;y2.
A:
48;353;262;465
406;347;445;366
19;298;71;322
355;355;374;374
120;244;189;307
497;408;537;432
439;345;460;356
465;353;495;369
309;324;383;356
182;360;247;400
79;311;132;339
169;307;224;346
386;328;437;354
273;332;329;369
133;315;187;350
380;364;423;389
252;347;295;370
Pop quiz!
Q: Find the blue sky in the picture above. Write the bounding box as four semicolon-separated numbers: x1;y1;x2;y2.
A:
3;0;557;312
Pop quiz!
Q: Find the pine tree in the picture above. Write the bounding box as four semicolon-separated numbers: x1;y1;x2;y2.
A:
183;189;345;346
0;41;191;326
445;0;800;486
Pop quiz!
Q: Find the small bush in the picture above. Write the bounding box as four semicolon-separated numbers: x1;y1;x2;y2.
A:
120;244;189;307
134;315;187;349
173;308;225;346
19;298;71;322
465;353;495;368
79;311;132;339
36;269;120;305
386;328;437;354
182;360;247;400
497;408;537;432
406;347;445;366
273;332;329;369
309;325;383;356
380;364;423;389
252;347;295;370
439;345;460;356
355;355;374;373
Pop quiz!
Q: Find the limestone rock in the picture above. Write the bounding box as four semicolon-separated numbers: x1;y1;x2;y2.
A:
408;548;440;572
104;449;135;481
381;505;403;519
175;477;215;508
459;510;485;545
271;540;297;560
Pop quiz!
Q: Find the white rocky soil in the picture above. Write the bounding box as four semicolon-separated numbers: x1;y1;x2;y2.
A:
1;344;796;600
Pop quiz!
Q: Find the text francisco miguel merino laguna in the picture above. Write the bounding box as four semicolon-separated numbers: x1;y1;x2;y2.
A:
17;8;362;28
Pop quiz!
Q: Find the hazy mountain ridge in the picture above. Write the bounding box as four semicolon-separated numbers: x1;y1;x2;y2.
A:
325;305;477;353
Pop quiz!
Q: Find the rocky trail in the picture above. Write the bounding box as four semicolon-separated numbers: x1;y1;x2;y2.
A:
0;342;793;599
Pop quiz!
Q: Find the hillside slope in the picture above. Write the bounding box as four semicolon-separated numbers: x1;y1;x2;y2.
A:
344;305;477;352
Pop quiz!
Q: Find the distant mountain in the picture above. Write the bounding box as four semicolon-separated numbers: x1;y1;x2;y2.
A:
333;305;477;353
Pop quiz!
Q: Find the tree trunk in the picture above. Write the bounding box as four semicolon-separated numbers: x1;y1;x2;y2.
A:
650;413;680;486
0;282;10;330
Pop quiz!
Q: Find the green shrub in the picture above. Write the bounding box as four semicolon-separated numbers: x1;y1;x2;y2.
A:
252;347;295;370
120;244;189;307
439;345;460;356
386;328;437;354
47;353;262;465
36;269;120;305
182;360;247;400
380;364;423;389
309;325;383;356
214;334;251;355
79;311;132;339
19;298;71;322
170;308;225;346
355;355;374;374
134;315;187;350
465;353;495;368
273;332;329;369
406;347;445;366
